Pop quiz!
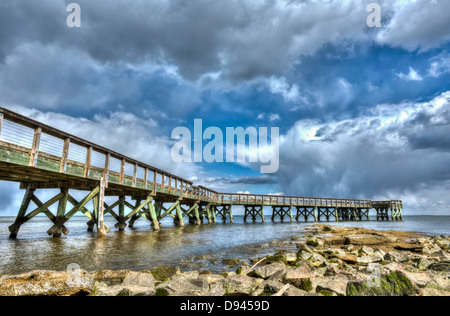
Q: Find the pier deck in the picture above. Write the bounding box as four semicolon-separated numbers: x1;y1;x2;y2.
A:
0;107;403;238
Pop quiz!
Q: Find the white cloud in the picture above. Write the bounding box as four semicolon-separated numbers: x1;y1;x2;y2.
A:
428;52;450;78
396;67;423;81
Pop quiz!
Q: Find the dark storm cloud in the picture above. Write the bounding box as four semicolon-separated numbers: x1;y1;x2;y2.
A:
2;0;450;83
201;175;277;186
275;92;450;212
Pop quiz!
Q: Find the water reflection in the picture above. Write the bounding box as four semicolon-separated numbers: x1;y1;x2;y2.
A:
0;215;449;275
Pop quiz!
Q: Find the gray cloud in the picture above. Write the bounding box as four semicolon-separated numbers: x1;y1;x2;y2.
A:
274;91;450;214
3;0;448;83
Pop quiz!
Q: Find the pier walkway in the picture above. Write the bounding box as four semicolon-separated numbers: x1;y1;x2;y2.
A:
0;108;403;238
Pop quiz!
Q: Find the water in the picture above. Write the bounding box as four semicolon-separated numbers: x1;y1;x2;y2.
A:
0;215;449;276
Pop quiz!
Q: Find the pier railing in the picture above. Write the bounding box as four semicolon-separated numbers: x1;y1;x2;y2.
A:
0;108;221;202
0;107;399;208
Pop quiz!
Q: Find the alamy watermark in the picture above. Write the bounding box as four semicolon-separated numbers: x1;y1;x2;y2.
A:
65;263;93;288
367;3;381;28
171;119;279;174
66;3;81;28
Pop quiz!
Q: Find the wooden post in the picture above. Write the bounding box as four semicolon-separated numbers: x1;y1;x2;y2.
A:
117;196;126;231
144;168;148;190
0;113;3;138
174;204;185;227
133;164;137;187
84;146;92;178
119;159;125;184
51;188;69;237
29;127;42;167
104;153;110;187
148;201;160;231
97;176;108;237
60;138;70;173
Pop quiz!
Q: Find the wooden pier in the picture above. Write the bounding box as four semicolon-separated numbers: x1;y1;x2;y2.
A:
0;108;403;238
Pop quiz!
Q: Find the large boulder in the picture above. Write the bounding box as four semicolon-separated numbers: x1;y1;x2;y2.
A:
283;262;315;291
312;275;350;297
149;266;181;281
220;274;260;296
344;234;397;246
251;263;286;280
428;261;450;272
0;270;94;296
155;277;206;296
346;271;422;296
97;271;156;296
356;254;384;265
384;251;411;263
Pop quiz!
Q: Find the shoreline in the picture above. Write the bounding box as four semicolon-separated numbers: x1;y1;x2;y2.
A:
0;224;449;296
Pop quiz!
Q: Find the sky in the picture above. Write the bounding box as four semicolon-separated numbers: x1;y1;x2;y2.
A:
1;0;450;215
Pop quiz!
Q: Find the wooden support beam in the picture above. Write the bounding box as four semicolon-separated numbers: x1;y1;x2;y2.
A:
51;188;69;237
84;146;92;178
8;184;36;238
157;199;181;221
124;195;153;221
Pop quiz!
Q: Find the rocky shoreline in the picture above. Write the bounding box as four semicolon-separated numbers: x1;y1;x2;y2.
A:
1;225;449;296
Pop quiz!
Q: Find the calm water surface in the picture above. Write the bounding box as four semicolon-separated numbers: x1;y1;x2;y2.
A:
0;215;448;275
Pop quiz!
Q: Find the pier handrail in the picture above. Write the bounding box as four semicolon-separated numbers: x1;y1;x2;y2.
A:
0;107;399;207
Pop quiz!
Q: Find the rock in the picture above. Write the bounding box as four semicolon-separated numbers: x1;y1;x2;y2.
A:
436;239;450;251
356;254;383;265
283;263;315;291
428;261;450;272
253;280;288;296
422;288;450;296
298;251;313;261
374;248;386;258
267;253;287;264
346;271;422;296
285;253;298;264
430;250;450;260
90;270;130;285
325;236;346;246
236;265;252;276
96;271;157;296
155;277;206;296
417;257;431;271
197;274;226;296
283;286;308;296
297;244;314;253
251;263;286;280
359;246;374;256
221;274;259;296
150;266;181;281
426;276;450;292
0;270;94;296
324;264;340;277
401;271;433;289
344;245;355;252
309;253;327;267
423;244;442;255
394;243;424;253
336;254;358;265
344;234;397;246
312;275;349;297
306;237;323;247
384;251;411;263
